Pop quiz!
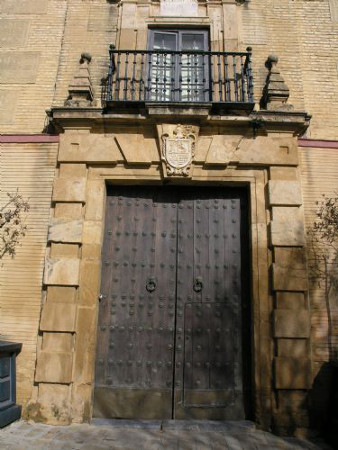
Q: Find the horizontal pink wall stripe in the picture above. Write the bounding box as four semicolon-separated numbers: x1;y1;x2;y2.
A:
298;139;338;149
0;134;59;143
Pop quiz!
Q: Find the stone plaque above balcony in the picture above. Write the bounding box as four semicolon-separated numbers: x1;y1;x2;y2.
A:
160;0;198;17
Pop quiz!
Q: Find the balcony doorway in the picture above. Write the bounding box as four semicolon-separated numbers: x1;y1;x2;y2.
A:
148;29;210;102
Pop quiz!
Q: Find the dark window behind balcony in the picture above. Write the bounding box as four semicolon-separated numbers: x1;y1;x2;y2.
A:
148;29;209;102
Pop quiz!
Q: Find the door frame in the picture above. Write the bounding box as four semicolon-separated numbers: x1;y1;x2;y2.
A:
87;172;270;425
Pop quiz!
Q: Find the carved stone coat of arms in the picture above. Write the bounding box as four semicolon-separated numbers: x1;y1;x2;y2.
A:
161;124;196;177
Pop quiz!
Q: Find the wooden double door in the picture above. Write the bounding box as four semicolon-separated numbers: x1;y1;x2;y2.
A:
94;186;250;420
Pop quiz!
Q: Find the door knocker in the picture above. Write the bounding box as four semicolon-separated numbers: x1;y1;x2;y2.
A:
146;276;157;292
193;276;203;293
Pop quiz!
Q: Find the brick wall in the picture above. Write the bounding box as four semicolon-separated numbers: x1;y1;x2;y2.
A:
0;142;57;406
241;0;338;139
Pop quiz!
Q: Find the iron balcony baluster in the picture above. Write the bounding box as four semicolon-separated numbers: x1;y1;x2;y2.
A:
103;48;254;108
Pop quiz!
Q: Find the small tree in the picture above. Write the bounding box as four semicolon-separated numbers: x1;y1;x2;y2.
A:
0;191;30;259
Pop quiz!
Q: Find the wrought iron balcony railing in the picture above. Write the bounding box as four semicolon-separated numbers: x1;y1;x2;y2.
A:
102;46;254;107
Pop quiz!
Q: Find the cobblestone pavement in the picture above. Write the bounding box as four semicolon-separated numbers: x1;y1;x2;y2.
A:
0;420;331;450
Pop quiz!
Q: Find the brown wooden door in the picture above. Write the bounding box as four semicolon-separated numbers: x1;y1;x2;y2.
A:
94;187;249;420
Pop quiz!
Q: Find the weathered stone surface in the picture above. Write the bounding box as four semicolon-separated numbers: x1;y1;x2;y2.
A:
59;163;87;179
0;52;40;84
275;292;307;310
85;180;105;220
35;351;73;383
0;91;17;124
273;411;309;428
54;203;83;219
275;357;312;389
0;0;47;14
71;384;92;423
50;243;79;259
59;133;122;163
268;181;302;206
82;221;103;245
270;207;305;246
237;136;298;166
73;307;97;384
82;243;102;259
48;218;83;243
47;286;77;304
204;135;241;166
274;247;307;269
277;339;309;358
115;134;159;164
44;258;80;286
272;264;308;291
79;260;101;306
269;166;298;181
53;178;86;203
36;384;70;425
274;309;310;338
194;137;212;162
40;302;77;332
278;391;308;410
42;332;73;352
0;19;30;47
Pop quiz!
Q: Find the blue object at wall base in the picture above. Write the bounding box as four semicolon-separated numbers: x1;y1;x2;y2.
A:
0;405;21;428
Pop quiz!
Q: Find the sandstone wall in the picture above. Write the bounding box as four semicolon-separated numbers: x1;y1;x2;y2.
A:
0;0;67;133
300;146;338;375
240;0;338;139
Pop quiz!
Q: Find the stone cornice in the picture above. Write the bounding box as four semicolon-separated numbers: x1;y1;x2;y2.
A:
48;106;311;136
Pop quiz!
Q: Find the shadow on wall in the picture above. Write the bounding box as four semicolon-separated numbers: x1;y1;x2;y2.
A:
307;193;338;445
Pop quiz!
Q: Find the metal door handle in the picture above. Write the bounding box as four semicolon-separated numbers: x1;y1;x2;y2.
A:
193;277;203;292
146;277;157;292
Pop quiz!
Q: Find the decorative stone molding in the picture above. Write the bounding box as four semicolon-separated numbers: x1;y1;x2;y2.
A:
261;55;293;111
64;53;94;107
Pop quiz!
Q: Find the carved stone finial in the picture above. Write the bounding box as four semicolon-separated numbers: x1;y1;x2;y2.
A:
64;53;94;107
260;54;293;111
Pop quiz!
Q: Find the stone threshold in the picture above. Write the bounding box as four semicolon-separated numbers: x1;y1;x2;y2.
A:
91;418;256;432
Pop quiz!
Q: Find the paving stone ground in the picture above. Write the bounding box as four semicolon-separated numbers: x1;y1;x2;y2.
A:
0;420;331;450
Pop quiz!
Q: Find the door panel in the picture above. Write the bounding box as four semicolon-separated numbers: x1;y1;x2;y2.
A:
94;189;177;419
174;192;245;419
94;187;249;420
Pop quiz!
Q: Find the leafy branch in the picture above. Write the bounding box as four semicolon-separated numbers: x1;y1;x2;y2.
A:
0;191;30;259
